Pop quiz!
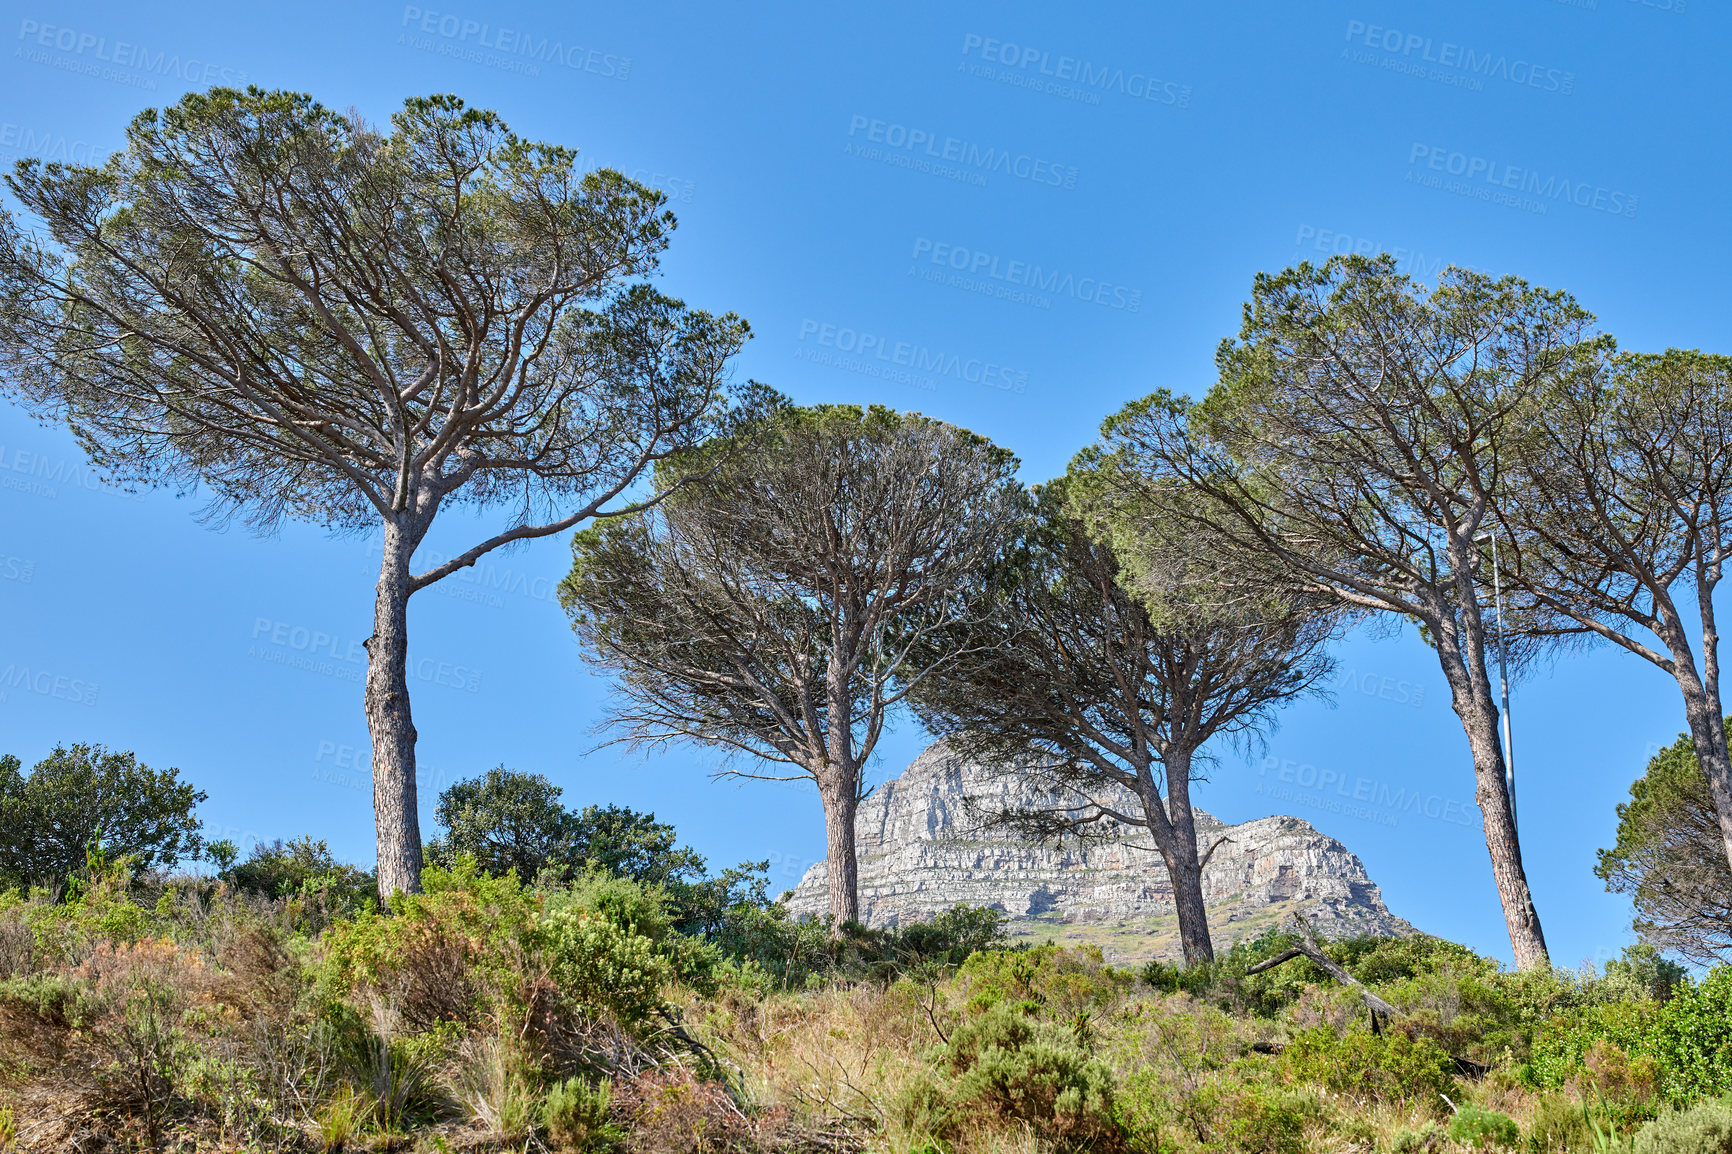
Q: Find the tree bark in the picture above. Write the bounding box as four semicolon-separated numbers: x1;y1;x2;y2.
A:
819;779;860;931
1670;655;1732;875
367;518;425;904
1155;747;1215;966
1429;540;1550;970
1436;628;1548;968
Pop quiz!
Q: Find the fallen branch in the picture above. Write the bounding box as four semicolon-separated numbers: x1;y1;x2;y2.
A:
1243;912;1397;1027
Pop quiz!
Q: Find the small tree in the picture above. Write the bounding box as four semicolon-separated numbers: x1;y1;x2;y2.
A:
910;480;1335;966
0;745;205;888
0;89;752;899
1597;727;1732;966
560;404;1022;929
1501;351;1732;877
1090;256;1603;968
426;766;705;885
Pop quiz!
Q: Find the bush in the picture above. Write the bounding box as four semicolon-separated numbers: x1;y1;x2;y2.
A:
318;856;540;1031
1527;999;1651;1089
958;944;1134;1018
225;836;375;910
1388;1120;1444;1152
1650;966;1732;1103
1447;1103;1518;1149
1632;1097;1732;1154
0;746;206;890
1277;1025;1456;1109
544;1076;621;1152
539;904;674;1032
1195;1081;1321;1154
911;1000;1122;1150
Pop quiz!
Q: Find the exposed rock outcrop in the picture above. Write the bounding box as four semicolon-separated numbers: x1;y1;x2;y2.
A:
783;743;1413;962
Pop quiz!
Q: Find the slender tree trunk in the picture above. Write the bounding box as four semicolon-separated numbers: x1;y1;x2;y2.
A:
818;776;860;932
367;518;424;904
1157;748;1215;965
1661;630;1732;874
1452;686;1546;968
1434;606;1548;967
1433;542;1549;970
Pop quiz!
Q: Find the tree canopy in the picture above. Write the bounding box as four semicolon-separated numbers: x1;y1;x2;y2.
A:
0;745;205;888
1598;727;1732;966
425;766;706;887
909;478;1336;964
1085;256;1605;969
0;87;755;899
561;403;1023;928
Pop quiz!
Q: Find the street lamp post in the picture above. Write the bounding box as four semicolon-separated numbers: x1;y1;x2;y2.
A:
1476;529;1516;831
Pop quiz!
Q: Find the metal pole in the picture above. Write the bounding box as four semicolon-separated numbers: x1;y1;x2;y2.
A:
1490;530;1516;832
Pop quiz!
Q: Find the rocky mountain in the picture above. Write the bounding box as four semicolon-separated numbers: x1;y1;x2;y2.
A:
783;743;1413;962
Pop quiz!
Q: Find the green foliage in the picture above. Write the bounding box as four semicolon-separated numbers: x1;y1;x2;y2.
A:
226;835;375;911
905;1000;1122;1151
318;856;541;1031
0;745;205;889
1631;1097;1732;1154
539;903;675;1031
1525;962;1732;1106
1447;1103;1519;1149
427;768;709;890
1603;944;1689;1003
1277;1025;1457;1109
1597;727;1732;965
1199;1082;1322;1154
544;1076;623;1152
1648;967;1732;1103
959;944;1133;1018
1388;1120;1445;1152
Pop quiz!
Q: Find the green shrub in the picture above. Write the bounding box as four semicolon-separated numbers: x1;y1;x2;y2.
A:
538;904;674;1032
958;944;1133;1018
544;1076;621;1152
1527;999;1651;1089
1278;1025;1456;1109
907;1000;1121;1150
1198;1081;1320;1154
1650;967;1732;1103
1388;1120;1444;1152
1631;1097;1732;1154
226;836;375;914
318;857;539;1031
1447;1103;1518;1149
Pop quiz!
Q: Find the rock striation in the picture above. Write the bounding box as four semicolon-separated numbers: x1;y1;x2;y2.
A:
783;743;1413;962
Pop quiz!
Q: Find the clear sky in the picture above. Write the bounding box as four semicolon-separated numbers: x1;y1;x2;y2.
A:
0;0;1723;968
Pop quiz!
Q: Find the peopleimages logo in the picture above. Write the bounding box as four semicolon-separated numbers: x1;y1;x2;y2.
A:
0;122;98;165
910;238;1142;312
1407;143;1638;219
1344;21;1574;95
959;34;1191;108
0;661;99;707
796;320;1029;395
16;19;248;87
247;617;483;693
398;7;630;79
845;115;1078;190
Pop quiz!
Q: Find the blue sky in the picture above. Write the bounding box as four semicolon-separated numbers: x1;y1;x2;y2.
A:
0;0;1722;968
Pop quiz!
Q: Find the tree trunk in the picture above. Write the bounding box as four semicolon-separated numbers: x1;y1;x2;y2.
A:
367;519;424;904
1455;692;1546;968
1669;657;1732;875
1157;748;1215;966
1436;546;1549;970
818;778;860;933
1435;606;1547;968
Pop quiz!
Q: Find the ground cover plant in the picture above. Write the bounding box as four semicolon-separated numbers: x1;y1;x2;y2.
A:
1;841;1729;1153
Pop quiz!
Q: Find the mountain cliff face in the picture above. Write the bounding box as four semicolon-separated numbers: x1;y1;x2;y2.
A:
783;743;1413;962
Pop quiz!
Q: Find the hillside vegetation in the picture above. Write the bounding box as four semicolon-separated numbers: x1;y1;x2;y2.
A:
2;853;1730;1154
